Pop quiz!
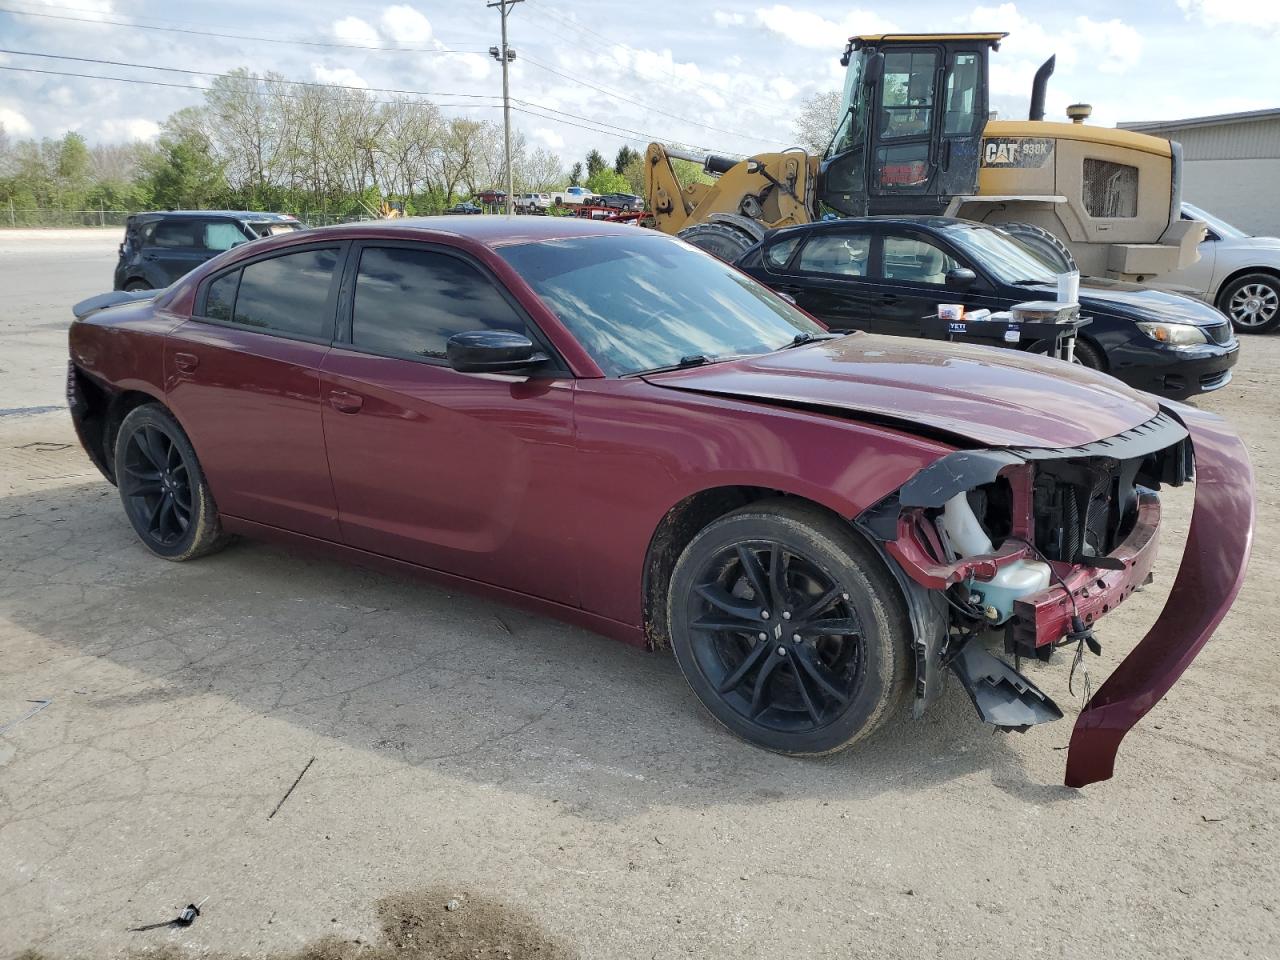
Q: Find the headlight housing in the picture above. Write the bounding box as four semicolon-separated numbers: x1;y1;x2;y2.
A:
1136;321;1210;346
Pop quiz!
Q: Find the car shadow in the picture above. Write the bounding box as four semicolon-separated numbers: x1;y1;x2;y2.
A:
0;481;1071;818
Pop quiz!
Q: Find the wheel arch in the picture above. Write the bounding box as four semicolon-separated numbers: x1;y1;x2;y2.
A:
640;484;900;652
1213;264;1280;310
91;386;175;484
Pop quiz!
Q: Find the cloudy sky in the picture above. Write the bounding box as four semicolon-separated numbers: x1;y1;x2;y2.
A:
2;0;1278;164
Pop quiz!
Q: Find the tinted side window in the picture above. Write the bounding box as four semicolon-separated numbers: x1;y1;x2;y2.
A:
797;233;872;277
233;248;339;338
765;236;800;268
204;220;248;251
352;247;525;360
882;235;959;284
151;220;201;247
205;270;240;321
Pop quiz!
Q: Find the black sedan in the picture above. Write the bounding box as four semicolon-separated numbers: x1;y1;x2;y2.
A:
734;217;1239;399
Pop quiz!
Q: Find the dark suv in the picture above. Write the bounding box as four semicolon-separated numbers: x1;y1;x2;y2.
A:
113;211;303;290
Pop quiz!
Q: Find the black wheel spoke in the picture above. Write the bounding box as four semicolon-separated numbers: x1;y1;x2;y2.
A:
716;640;771;695
793;648;851;706
130;481;164;497
156;495;176;537
748;652;782;718
789;658;824;725
796;585;841;621
138;427;165;470
805;618;861;638
692;614;756;633
695;583;763;621
145;493;165;531
734;544;769;604
767;545;790;609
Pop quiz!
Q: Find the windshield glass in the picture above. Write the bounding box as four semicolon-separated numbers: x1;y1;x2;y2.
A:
827;49;865;157
1183;202;1248;239
248;222;302;238
498;233;823;376
944;223;1059;285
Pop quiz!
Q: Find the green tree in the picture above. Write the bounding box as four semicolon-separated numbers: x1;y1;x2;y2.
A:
585;148;607;179
142;129;228;209
585;168;630;195
567;161;583;186
614;145;638;174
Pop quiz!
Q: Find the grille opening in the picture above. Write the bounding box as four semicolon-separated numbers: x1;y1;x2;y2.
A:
1083;158;1138;218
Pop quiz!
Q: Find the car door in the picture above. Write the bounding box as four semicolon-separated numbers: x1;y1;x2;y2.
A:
166;242;346;541
318;241;580;605
870;229;984;336
145;218;211;285
775;228;881;332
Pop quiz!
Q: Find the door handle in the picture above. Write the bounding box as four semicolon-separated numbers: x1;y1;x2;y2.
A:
173;351;199;373
327;389;363;414
142;253;160;261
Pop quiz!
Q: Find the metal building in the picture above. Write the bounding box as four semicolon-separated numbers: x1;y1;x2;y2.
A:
1119;108;1280;236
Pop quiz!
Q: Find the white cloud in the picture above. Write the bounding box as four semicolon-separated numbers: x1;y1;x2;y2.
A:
712;11;746;26
1071;16;1143;75
332;16;380;45
1177;0;1280;32
12;0;115;21
380;5;433;44
753;5;897;49
0;106;34;136
90;117;161;141
313;65;369;89
533;127;565;149
439;52;491;81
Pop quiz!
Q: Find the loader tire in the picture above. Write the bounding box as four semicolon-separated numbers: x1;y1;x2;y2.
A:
677;222;758;263
999;221;1077;274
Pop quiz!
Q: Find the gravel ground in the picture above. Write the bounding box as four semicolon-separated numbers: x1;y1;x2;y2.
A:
0;229;1276;959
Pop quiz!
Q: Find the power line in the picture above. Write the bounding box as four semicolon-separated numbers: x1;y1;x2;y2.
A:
0;64;501;109
0;62;725;151
519;53;790;147
0;49;505;102
1;48;729;149
0;4;487;55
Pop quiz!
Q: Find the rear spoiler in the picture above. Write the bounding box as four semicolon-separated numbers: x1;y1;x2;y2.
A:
72;288;159;320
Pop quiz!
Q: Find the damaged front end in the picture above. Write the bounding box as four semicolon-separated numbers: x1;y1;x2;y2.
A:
857;405;1253;786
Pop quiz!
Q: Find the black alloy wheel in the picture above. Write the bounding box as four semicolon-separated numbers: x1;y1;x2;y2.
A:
114;404;229;561
688;540;865;733
668;500;909;755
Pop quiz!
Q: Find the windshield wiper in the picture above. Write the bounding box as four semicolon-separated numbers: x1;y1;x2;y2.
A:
781;332;840;349
627;353;717;377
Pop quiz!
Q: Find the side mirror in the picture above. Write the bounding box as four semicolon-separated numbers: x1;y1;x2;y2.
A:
945;267;978;290
446;330;546;373
863;52;884;88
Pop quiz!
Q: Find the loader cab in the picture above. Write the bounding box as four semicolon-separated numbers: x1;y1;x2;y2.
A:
821;34;1004;217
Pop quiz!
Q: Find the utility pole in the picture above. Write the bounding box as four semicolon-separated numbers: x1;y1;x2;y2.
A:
488;0;523;216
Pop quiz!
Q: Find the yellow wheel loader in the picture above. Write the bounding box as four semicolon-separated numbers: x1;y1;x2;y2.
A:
645;33;1204;280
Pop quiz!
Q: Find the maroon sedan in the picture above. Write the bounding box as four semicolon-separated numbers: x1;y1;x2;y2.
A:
67;217;1254;786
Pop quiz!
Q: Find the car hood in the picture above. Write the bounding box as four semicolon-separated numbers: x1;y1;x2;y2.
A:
644;334;1159;449
1021;278;1225;325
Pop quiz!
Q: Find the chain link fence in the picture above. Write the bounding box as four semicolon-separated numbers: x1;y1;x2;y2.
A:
2;206;133;228
0;206;389;229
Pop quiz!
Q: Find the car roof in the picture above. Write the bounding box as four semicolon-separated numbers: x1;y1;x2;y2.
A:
132;210;298;221
768;215;982;238
278;214;641;249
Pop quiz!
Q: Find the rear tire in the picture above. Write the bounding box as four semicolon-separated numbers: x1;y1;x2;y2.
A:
1217;272;1280;333
676;222;758;263
667;499;911;756
999;221;1077;273
114;404;229;561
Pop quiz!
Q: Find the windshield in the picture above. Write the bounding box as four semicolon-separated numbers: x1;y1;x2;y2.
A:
1183;202;1248;239
827;49;865;157
498;233;823;376
248;221;302;238
944;223;1059;285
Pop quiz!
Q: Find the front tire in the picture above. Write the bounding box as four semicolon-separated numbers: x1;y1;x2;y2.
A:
999;221;1077;274
1217;272;1280;333
114;404;229;561
676;221;758;263
667;499;910;756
